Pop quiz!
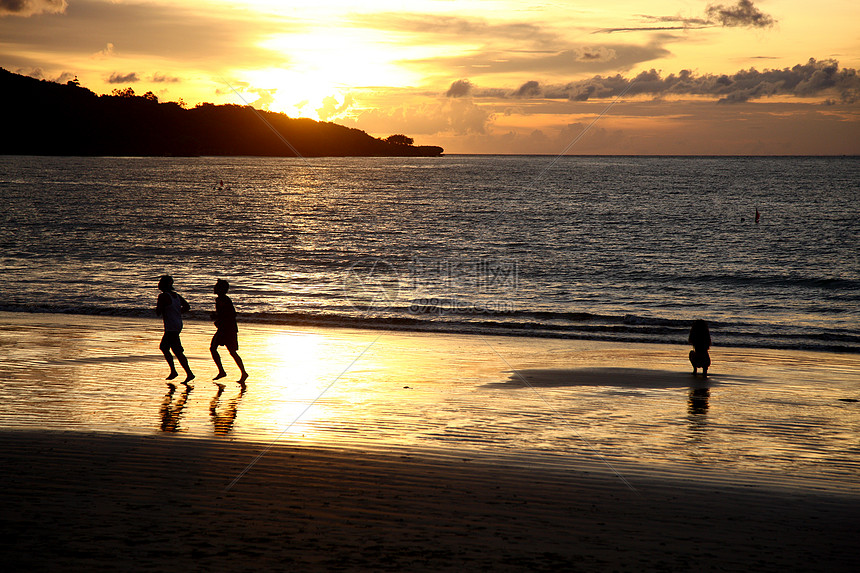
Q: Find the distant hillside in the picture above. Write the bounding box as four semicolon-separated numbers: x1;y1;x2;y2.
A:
0;69;443;157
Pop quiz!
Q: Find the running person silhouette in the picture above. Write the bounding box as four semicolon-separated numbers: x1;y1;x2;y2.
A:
156;275;194;384
210;279;248;386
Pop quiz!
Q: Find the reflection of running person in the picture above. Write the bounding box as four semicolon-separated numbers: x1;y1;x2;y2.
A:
210;279;248;386
210;383;245;435
160;383;191;432
156;275;194;383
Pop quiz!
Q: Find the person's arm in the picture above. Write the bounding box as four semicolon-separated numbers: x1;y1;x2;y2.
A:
178;294;191;313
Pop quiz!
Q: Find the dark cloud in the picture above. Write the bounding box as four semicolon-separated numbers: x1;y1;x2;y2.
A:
470;87;510;99
108;72;139;84
151;73;180;83
640;15;712;26
472;59;859;104
17;66;71;83
53;70;74;83
0;0;66;17
19;66;45;79
575;47;617;62
445;79;473;98
598;25;708;34
595;12;712;34
713;59;856;103
706;0;775;28
513;81;542;98
598;0;775;33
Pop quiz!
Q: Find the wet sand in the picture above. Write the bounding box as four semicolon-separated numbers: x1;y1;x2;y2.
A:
2;430;859;572
1;312;859;571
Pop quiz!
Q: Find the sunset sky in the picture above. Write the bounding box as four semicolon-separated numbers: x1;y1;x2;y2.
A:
2;0;858;154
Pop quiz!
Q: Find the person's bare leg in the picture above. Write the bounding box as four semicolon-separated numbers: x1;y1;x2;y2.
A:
211;342;227;380
162;346;178;380
158;333;179;380
229;348;248;384
176;351;194;383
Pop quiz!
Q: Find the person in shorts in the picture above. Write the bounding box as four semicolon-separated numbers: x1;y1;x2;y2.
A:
210;279;248;385
156;275;194;384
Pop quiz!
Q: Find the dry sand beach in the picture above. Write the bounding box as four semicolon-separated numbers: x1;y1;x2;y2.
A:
1;311;859;571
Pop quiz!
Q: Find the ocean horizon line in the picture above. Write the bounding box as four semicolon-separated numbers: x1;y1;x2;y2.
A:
2;153;859;159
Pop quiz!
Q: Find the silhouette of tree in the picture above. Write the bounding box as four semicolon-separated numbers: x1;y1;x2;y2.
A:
0;67;443;157
111;87;136;98
385;134;414;145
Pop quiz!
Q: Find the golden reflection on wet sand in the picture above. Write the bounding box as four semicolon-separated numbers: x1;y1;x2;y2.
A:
1;311;858;492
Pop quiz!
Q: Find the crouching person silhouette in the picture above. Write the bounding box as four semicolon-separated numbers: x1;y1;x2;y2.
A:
210;279;248;386
688;319;711;377
156;275;194;384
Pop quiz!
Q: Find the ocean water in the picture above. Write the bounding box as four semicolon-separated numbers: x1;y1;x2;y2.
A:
1;155;858;353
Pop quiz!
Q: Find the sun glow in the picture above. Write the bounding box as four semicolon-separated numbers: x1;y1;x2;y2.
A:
241;67;348;118
251;330;332;434
245;28;418;119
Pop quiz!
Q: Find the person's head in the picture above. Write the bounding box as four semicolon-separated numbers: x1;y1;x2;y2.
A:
689;319;711;344
214;279;230;295
158;275;174;292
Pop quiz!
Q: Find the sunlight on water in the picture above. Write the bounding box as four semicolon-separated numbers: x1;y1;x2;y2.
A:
1;155;858;352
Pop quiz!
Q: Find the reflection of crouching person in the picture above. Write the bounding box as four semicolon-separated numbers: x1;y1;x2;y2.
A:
211;279;248;385
689;319;711;377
